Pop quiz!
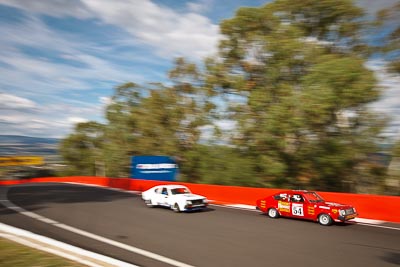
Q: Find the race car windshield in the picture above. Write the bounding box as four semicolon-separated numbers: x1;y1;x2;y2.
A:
171;188;190;195
304;192;325;203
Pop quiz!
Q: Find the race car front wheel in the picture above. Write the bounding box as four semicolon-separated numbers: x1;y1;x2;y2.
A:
318;213;333;226
173;203;181;213
267;208;279;218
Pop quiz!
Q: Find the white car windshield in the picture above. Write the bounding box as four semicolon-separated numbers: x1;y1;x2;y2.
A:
171;188;191;195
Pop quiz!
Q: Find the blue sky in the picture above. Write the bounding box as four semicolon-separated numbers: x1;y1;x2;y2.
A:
0;0;399;140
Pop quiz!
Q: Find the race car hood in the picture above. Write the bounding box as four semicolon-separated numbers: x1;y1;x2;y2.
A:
175;194;206;200
319;202;352;209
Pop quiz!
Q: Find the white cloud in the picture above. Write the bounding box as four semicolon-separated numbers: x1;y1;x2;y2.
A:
1;0;93;19
0;90;103;138
0;20;144;92
0;102;100;138
68;117;89;124
99;96;111;105
186;0;213;14
0;93;37;109
356;0;399;15
80;0;220;60
0;0;222;139
2;0;221;61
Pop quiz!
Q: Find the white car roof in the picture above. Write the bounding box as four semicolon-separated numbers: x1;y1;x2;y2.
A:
153;184;188;189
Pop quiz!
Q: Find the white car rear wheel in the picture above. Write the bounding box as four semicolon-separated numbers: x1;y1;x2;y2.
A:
144;199;154;208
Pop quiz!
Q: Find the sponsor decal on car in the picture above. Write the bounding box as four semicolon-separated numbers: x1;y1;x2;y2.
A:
307;206;315;215
278;201;290;212
291;203;304;216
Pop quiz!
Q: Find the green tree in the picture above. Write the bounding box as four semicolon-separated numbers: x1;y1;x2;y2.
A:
376;1;400;74
59;122;105;176
206;0;384;191
59;0;389;193
102;82;144;177
393;141;400;157
101;59;210;179
386;139;400;195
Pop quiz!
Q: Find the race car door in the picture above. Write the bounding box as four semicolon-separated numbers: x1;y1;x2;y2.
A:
289;193;306;218
155;187;169;206
275;193;291;216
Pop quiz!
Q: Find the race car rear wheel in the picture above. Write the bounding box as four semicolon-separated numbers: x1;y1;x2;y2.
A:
173;203;181;213
318;213;333;226
144;199;154;208
267;208;279;218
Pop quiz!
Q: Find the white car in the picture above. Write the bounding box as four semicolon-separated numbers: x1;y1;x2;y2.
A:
141;185;208;212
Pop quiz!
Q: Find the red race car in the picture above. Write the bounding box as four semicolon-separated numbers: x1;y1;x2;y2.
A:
256;190;358;226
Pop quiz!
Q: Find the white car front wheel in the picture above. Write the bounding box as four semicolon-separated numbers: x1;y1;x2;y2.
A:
173;203;181;213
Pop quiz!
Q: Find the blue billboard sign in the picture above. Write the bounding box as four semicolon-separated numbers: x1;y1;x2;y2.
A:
131;156;178;181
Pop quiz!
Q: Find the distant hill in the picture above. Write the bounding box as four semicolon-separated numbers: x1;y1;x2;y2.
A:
0;135;60;155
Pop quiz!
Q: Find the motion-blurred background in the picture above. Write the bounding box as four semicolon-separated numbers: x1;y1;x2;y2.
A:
1;0;399;195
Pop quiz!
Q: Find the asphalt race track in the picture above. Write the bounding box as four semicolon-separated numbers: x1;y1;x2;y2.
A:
1;183;399;267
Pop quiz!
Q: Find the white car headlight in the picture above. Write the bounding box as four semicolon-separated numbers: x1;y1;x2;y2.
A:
339;209;346;216
186;200;192;204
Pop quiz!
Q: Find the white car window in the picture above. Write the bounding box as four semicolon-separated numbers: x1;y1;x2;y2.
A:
171;187;190;195
161;188;168;196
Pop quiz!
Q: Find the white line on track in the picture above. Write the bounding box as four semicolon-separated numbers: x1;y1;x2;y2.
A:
352;223;400;231
0;191;194;267
0;222;138;267
3;181;399;267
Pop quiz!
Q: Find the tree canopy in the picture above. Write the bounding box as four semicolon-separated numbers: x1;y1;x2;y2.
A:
376;1;400;74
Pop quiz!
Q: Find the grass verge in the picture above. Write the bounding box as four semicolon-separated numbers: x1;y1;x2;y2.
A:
0;237;85;267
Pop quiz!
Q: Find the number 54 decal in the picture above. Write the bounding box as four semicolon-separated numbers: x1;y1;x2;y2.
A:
292;203;304;216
